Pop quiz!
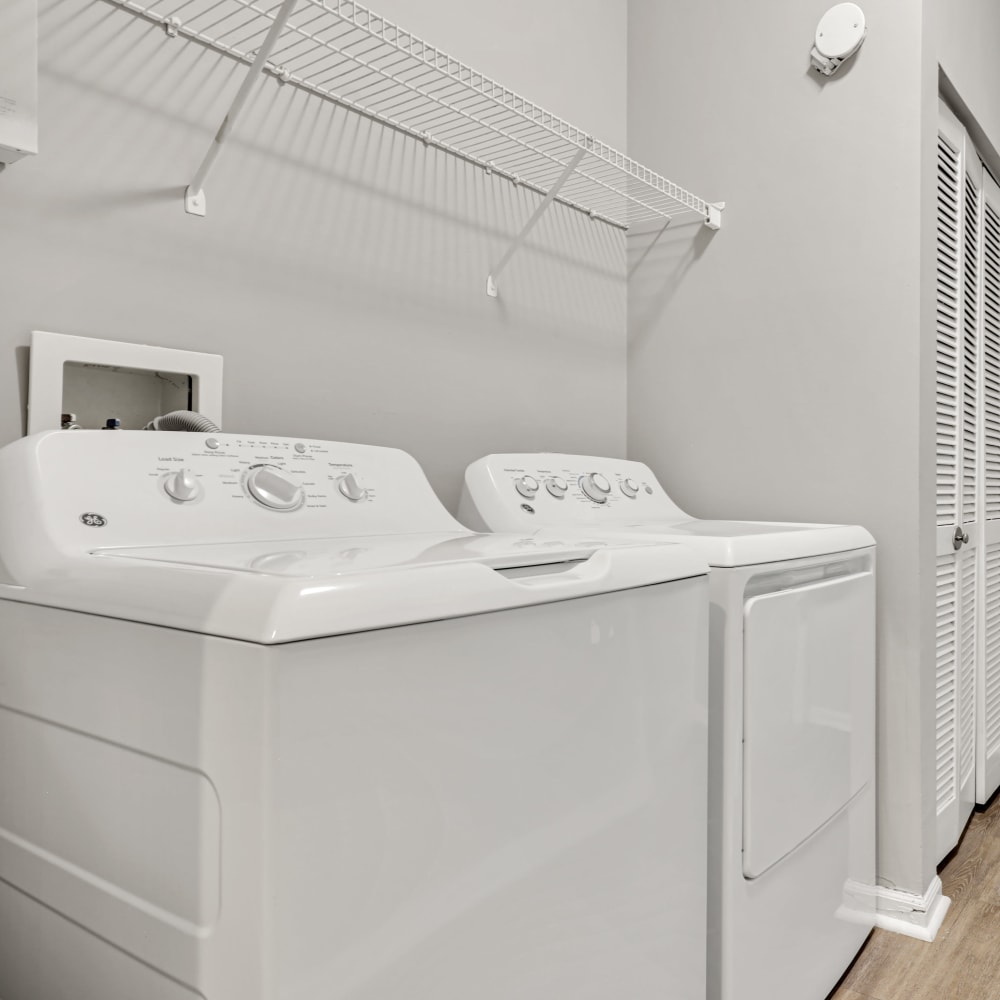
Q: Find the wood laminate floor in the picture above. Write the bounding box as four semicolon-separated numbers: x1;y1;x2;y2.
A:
829;792;1000;1000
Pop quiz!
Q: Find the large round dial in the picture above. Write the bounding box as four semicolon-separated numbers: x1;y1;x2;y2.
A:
245;466;304;511
580;472;612;503
515;475;540;498
163;468;201;503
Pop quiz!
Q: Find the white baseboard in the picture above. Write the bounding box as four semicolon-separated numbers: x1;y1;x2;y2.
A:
870;875;951;942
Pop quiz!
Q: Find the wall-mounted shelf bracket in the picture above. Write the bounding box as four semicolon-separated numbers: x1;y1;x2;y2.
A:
184;187;207;217
706;202;725;230
183;0;300;217
487;146;587;298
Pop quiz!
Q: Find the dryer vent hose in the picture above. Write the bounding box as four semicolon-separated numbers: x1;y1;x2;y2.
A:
143;410;221;433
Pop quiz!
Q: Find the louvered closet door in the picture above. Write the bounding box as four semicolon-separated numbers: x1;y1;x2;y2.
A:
935;104;979;861
977;169;1000;802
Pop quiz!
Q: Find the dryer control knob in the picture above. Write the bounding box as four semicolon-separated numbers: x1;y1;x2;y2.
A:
246;466;303;510
515;475;540;498
620;477;639;498
337;473;368;502
164;469;201;503
545;476;568;498
580;472;612;503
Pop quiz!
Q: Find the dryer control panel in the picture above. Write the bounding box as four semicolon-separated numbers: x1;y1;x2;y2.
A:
1;431;464;553
460;453;690;532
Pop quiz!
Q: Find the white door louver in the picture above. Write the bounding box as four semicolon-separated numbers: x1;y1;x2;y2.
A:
936;128;961;530
983;543;1000;777
935;104;979;861
978;170;1000;802
936;554;958;819
964;171;981;527
961;554;977;786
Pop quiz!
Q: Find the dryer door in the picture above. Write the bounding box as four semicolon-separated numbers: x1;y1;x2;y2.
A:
742;570;875;879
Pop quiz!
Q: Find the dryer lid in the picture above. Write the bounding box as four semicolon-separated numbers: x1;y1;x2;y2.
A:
614;520;875;567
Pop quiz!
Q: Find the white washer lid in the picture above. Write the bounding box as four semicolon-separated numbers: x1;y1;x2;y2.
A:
10;532;707;643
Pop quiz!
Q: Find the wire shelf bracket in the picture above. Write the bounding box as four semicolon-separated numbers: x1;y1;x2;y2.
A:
99;0;724;281
184;0;301;216
486;145;587;298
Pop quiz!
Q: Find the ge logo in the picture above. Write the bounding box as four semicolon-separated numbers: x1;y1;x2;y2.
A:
79;513;108;527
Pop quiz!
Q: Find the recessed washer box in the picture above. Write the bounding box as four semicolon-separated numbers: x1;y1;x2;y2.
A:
27;331;223;433
0;0;38;165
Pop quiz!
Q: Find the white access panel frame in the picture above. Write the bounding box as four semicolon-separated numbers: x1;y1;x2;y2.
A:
27;330;224;434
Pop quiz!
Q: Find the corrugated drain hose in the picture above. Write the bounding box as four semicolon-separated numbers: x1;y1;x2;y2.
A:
142;411;221;433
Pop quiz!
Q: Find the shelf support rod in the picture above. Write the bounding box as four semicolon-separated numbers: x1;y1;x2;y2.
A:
487;146;587;298
184;0;300;216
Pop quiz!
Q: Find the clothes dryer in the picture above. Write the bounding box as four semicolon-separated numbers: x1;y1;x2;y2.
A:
460;453;877;1000
0;431;709;1000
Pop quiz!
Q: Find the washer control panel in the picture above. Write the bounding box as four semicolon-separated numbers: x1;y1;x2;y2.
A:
460;453;690;532
26;431;463;550
147;435;382;514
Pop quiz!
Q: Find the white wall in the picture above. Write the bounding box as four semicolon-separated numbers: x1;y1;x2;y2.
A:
1;0;627;511
626;0;936;895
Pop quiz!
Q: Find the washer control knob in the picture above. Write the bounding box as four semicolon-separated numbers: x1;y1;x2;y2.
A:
545;476;568;498
515;475;540;498
337;473;368;503
620;477;639;498
164;469;201;502
580;472;612;503
246;466;303;510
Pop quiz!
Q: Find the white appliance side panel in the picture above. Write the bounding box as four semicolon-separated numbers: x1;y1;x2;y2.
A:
742;571;875;879
269;579;709;1000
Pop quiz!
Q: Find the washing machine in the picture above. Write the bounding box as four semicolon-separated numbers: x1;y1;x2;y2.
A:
460;453;877;1000
0;431;710;1000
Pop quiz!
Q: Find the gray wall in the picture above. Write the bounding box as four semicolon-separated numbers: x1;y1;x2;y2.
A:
1;0;627;511
626;0;935;894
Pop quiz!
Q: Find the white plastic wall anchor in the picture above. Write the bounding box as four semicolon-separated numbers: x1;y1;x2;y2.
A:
185;187;207;217
162;16;181;37
706;202;724;230
486;274;499;297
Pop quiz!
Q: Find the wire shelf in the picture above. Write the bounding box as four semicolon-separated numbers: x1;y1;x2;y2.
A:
101;0;720;231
